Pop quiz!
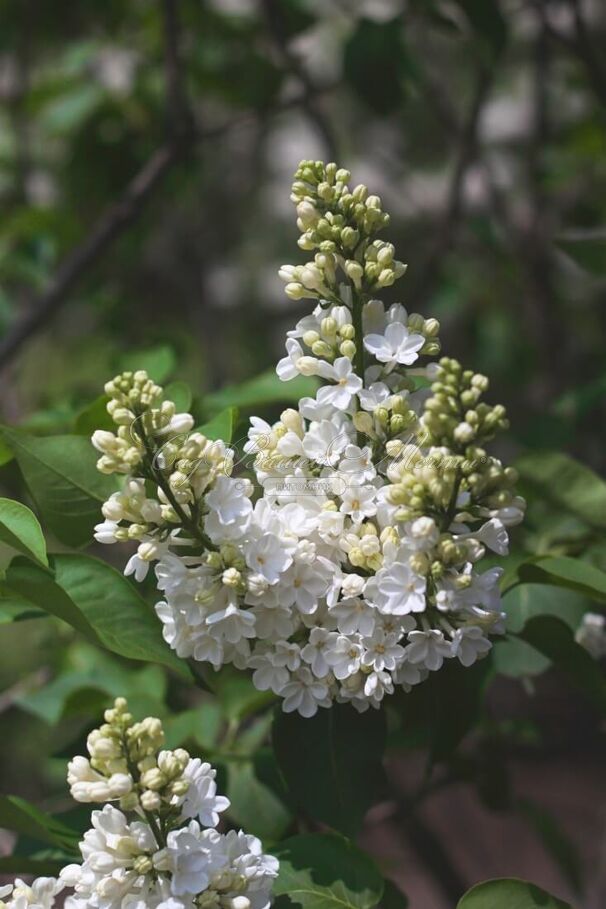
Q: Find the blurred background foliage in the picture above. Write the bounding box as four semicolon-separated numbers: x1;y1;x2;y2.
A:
0;1;605;907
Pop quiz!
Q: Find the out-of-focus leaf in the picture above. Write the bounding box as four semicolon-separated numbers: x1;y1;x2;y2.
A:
504;584;589;634
0;498;48;568
457;878;571;909
557;228;606;275
162;703;223;751
211;664;276;721
73;395;113;435
118;345;177;384
203;370;318;414
0;856;67;875
344;18;411;115
518;799;583;895
452;0;508;54
0;436;14;467
379;879;408;909
515;451;606;530
0;796;79;853
0;428;118;548
518;557;606;605
273;703;387;837
17;654;167;725
493;636;551;679
165;381;193;413
390;658;491;761
273;834;384;909
40;82;103;134
198;407;239;443
226;761;292;841
517;616;606;712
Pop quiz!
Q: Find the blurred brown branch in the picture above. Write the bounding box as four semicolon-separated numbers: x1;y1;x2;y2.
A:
261;0;338;160
409;64;495;307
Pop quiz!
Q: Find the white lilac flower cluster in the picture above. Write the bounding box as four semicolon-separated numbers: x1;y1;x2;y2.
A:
1;699;277;909
92;160;525;717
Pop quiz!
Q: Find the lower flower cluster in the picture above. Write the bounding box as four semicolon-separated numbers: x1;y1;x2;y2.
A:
0;700;277;909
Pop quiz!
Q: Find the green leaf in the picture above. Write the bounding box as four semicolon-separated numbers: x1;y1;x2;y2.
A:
517;616;606;712
452;0;508;54
0;498;48;567
163;703;223;750
515;451;606;530
457;878;571;909
273;704;386;836
344;18;410;115
4;555;187;677
0;427;118;547
118;345;177;383
203;369;319;414
0;856;67;876
504;584;589;634
518;557;606;604
273;834;384;909
17;648;167;725
492;636;551;679
0;796;79;853
198;407;239;443
165;381;193;413
390;658;491;760
556;228;606;276
272;832;383;909
378;880;408;909
0;436;14;467
226;761;292;842
518;800;582;895
212;664;276;721
73;394;113;435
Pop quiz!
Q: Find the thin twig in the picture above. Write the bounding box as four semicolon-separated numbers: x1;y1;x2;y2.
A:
0;144;180;369
261;0;338;160
0;80;335;372
409;65;494;307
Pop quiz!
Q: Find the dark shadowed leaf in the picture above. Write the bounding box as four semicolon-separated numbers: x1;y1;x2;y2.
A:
515;451;606;530
518;557;606;605
518;799;583;895
273;703;387;836
517;616;606;712
0;796;79;853
203;370;319;414
457;878;571;909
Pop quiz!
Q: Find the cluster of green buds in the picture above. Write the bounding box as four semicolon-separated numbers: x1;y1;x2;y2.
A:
300;315;358;361
421;358;509;449
93;370;195;475
386;444;463;522
67;698;195;817
354;392;418;444
282;160;406;301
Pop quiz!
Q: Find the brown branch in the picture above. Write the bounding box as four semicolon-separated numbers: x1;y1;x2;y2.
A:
0;82;335;371
162;0;194;140
409;65;494;307
541;0;606;113
260;0;338;160
0;144;180;370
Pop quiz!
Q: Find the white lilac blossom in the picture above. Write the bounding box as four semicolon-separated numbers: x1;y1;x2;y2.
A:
92;160;525;716
5;700;278;909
